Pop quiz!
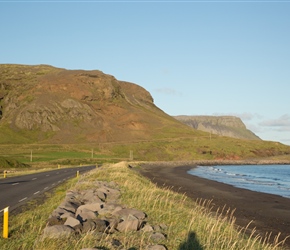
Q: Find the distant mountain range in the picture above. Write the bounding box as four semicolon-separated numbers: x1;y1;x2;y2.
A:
174;115;260;140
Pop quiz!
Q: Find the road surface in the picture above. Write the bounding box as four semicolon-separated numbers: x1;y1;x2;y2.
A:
0;165;95;213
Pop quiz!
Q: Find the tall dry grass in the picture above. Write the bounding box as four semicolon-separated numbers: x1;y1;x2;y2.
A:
0;162;287;249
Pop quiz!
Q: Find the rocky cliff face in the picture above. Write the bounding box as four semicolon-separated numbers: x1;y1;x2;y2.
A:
174;115;260;140
0;64;180;143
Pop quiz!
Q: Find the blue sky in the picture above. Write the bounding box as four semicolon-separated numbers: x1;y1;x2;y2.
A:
1;0;290;145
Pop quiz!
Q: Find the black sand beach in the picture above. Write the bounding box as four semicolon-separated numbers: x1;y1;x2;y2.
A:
138;163;290;249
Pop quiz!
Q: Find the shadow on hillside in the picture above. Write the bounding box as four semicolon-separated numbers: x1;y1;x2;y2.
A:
178;231;203;250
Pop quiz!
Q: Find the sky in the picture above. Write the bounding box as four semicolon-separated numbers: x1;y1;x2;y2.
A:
1;0;290;145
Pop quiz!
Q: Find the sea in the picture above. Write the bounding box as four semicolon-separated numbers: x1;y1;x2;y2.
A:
187;165;290;199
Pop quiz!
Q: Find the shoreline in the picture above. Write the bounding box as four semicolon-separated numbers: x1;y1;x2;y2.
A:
137;163;290;249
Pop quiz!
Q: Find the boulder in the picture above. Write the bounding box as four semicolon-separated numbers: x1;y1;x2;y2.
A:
64;216;81;228
106;218;119;233
102;187;121;200
82;219;108;233
81;189;103;203
112;208;146;220
150;232;166;242
60;211;75;219
96;190;106;201
77;203;104;213
116;214;141;232
153;224;168;232
142;224;154;232
47;216;65;226
98;203;122;216
59;200;80;213
50;207;69;217
76;208;98;222
43;225;75;239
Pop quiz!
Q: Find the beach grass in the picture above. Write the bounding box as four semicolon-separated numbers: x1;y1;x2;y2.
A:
0;162;287;249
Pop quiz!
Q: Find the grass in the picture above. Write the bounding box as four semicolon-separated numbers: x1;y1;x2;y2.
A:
0;143;118;166
0;162;287;249
107;136;290;161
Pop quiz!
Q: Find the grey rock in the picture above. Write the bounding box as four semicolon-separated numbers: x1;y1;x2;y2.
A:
98;186;121;200
142;224;154;232
43;225;74;239
107;218;119;233
112;208;146;220
150;232;166;242
81;189;103;203
76;207;98;222
50;207;69;217
60;211;75;219
64;216;81;228
82;219;107;233
153;224;167;232
116;214;141;232
47;216;65;226
59;200;80;213
98;203;122;216
96;190;106;201
77;203;104;213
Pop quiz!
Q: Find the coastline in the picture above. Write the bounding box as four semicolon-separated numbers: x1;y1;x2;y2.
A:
137;162;290;249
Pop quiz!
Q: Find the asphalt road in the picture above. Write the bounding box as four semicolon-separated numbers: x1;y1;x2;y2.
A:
0;165;96;213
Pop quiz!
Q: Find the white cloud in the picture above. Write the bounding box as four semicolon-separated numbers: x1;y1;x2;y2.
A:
259;114;290;130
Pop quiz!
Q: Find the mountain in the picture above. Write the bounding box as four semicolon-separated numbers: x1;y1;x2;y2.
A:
0;64;289;161
0;64;196;144
174;115;260;140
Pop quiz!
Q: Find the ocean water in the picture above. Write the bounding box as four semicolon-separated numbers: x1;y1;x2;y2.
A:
187;165;290;198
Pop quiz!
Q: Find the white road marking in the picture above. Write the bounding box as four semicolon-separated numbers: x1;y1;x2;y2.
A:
19;197;27;203
12;182;19;186
32;178;37;180
34;191;40;195
44;187;48;190
46;175;50;177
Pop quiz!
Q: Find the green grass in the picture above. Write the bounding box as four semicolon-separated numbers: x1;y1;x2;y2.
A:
1;139;290;174
0;162;287;249
108;136;290;161
0;144;116;165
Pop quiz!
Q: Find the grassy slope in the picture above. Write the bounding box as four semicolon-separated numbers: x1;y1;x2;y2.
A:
0;136;290;171
0;162;286;249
